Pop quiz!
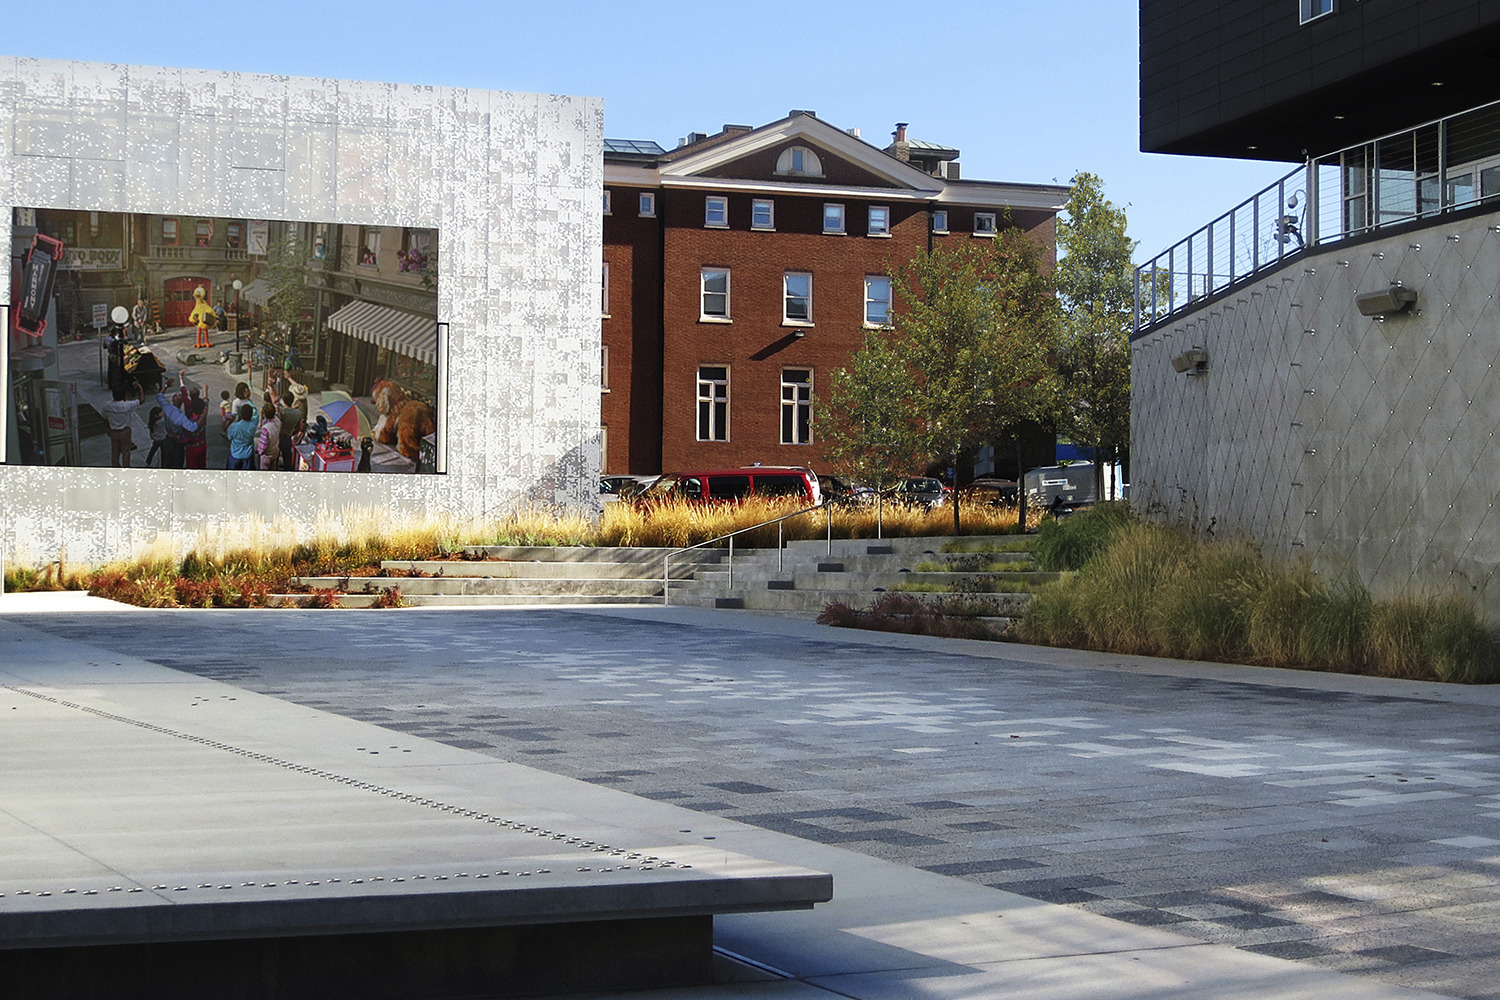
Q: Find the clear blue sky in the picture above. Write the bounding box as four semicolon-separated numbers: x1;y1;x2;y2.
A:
21;0;1290;264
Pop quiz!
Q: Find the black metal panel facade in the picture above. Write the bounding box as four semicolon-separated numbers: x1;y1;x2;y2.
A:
1142;0;1500;160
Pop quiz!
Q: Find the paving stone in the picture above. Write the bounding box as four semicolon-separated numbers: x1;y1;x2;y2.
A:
16;606;1500;999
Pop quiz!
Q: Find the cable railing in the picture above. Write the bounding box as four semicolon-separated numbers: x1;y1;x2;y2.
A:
662;502;833;606
1135;98;1500;334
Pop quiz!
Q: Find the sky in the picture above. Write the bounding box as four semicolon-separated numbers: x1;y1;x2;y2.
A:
20;0;1292;264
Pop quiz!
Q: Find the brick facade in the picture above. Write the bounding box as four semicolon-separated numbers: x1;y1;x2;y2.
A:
602;114;1067;477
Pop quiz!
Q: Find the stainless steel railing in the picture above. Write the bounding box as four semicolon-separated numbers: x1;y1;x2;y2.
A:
662;502;833;606
1135;98;1500;334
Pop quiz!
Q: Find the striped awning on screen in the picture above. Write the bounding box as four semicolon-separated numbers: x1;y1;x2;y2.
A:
325;300;438;366
238;278;273;307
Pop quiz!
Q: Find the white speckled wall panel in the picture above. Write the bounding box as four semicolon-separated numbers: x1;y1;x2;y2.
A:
1133;210;1500;619
2;58;603;565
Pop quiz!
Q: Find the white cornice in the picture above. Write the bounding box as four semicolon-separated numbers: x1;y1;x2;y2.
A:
659;117;945;193
936;182;1071;212
661;176;933;202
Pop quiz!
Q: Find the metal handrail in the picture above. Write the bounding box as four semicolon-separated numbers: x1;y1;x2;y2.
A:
1135;95;1500;335
663;502;833;606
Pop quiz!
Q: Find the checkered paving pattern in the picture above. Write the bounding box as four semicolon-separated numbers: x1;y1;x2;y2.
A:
22;609;1500;999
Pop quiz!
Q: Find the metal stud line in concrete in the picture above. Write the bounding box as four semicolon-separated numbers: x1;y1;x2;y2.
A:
0;682;694;905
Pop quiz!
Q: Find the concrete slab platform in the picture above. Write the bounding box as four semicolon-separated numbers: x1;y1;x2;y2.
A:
0;640;829;998
0;610;1462;1000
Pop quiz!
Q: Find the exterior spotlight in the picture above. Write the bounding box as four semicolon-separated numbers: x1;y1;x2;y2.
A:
1170;348;1209;375
1355;285;1418;317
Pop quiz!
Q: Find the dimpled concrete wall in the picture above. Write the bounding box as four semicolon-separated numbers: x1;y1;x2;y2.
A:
0;57;603;565
1133;210;1500;618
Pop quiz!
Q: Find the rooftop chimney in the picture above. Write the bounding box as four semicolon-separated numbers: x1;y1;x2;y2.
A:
889;122;911;162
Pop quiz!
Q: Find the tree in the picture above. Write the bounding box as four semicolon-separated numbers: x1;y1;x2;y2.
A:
259;223;313;373
823;233;1060;532
1055;172;1135;501
822;330;928;533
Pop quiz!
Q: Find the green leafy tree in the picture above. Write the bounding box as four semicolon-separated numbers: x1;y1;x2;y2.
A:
260;224;313;371
824;233;1060;531
822;331;928;531
1055;172;1136;500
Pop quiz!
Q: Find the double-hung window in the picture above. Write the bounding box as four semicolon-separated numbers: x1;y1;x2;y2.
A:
867;206;890;236
639;192;656;217
932;210;949;234
823;203;845;234
697;366;729;442
973;212;997;236
701;268;730;320
783;272;812;324
705;195;729;228
603;190;612;214
781;369;812;445
601;262;610;317
752;199;775;230
864;276;892;327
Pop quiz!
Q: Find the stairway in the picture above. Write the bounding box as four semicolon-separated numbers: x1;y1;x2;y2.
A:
278;546;722;608
665;535;1047;622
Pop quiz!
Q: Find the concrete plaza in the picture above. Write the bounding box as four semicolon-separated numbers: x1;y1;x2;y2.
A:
3;594;1498;998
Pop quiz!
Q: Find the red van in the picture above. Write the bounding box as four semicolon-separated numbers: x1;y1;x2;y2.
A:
638;466;820;506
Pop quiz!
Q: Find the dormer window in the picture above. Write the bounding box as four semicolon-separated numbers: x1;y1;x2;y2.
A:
776;145;823;178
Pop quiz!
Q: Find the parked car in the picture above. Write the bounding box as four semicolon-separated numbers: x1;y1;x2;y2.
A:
1023;463;1096;510
960;477;1018;508
637;466;819;506
885;476;948;509
599;474;656;502
821;475;877;507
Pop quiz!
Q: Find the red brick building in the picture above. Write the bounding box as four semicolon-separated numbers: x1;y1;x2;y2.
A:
602;111;1068;476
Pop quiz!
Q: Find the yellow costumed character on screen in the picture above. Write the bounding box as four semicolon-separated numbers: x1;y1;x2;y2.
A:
187;285;214;349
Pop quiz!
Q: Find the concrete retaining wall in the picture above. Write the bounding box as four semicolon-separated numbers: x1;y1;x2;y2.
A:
1132;209;1500;618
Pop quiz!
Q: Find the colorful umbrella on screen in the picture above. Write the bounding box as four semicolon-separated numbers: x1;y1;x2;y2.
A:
314;390;371;439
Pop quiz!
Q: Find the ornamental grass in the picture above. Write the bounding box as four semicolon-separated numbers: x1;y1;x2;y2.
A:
1019;507;1500;683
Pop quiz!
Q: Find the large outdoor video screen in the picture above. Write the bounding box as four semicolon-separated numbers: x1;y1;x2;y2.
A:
6;208;441;474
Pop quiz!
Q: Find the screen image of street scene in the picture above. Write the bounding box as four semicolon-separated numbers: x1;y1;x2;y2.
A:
7;208;440;474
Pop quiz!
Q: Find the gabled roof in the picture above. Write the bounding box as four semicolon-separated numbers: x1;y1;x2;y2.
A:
657;113;944;193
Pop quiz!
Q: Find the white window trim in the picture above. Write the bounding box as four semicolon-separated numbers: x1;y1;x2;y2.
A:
822;203;846;235
864;275;892;328
932;210;949;234
603;190;612;215
780;368;813;446
705;195;729;229
639;191;657;218
1298;0;1335;24
973;212;998;237
751;198;775;231
601;345;610;393
601;261;611;319
697;365;731;443
783;271;814;327
700;267;732;323
867;205;891;238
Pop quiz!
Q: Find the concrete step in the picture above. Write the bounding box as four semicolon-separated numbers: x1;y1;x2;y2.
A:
669;587;1034;615
270;592;664;608
293;576;665;598
458;545;723;567
764;570;1056;591
380;559;698;580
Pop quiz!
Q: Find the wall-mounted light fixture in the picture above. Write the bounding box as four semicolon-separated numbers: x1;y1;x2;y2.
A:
1355;284;1418;317
1170;348;1209;375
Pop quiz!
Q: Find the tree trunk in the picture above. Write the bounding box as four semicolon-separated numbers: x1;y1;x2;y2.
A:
951;451;961;534
1015;438;1028;533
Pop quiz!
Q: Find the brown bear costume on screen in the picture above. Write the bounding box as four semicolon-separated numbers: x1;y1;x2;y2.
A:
370;379;436;465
